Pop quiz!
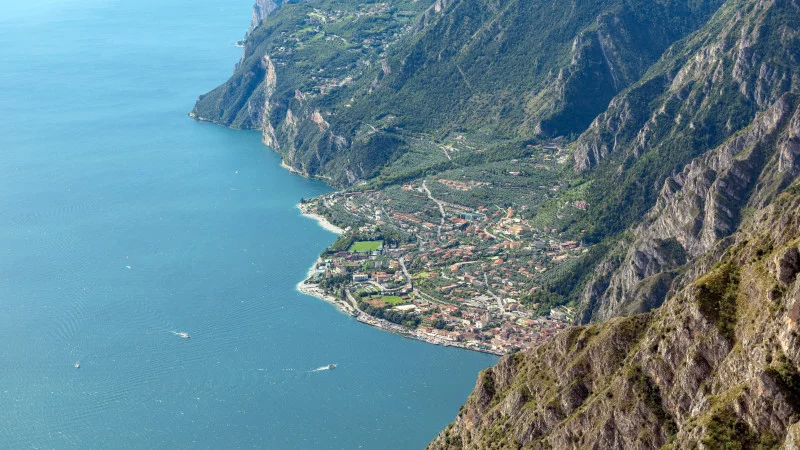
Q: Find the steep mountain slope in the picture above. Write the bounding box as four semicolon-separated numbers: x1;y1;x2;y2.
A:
249;0;282;33
570;0;800;322
193;0;723;186
429;183;800;449
356;0;724;138
192;0;432;185
578;92;800;323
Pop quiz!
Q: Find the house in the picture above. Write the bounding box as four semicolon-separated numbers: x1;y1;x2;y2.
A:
352;273;369;282
507;224;528;236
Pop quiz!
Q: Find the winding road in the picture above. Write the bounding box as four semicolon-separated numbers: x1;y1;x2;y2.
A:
422;180;446;242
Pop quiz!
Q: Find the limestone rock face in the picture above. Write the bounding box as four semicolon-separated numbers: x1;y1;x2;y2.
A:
578;94;800;322
574;0;800;173
430;190;800;449
568;0;800;323
249;0;282;33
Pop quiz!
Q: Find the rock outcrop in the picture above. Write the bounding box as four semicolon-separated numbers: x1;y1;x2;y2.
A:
248;0;282;33
574;0;800;173
573;0;800;322
578;93;800;323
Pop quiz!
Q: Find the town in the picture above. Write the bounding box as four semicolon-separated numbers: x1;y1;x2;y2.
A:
298;145;587;354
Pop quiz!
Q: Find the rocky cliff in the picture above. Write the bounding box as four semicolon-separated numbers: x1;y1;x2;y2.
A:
430;184;800;449
578;93;800;323
248;0;282;33
574;0;800;173
573;0;800;322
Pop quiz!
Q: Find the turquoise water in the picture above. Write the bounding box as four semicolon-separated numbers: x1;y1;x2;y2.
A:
0;0;497;447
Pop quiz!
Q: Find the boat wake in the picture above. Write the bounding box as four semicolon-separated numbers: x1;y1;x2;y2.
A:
311;364;337;372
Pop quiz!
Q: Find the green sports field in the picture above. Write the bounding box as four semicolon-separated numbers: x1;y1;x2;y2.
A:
348;240;383;253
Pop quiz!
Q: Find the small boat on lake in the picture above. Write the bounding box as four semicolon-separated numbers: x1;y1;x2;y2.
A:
326;364;337;370
178;332;190;339
74;361;80;369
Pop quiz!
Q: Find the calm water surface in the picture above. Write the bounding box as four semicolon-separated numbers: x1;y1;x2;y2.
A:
0;0;497;447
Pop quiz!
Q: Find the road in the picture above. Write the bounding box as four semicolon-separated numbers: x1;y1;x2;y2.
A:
484;273;505;312
399;256;413;289
483;227;500;241
344;290;364;314
422;180;446;242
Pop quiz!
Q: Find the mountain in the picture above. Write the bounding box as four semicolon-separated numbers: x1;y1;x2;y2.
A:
193;0;800;446
192;0;434;185
192;0;723;186
426;0;800;443
570;0;800;322
429;180;800;448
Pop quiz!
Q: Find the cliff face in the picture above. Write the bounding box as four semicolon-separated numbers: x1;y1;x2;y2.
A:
573;0;800;173
192;0;429;186
578;93;800;323
430;186;800;449
248;0;282;33
573;0;800;322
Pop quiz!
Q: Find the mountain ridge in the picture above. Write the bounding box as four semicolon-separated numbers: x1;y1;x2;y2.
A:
572;0;800;322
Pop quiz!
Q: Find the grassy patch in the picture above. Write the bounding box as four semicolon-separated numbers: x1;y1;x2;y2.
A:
700;407;778;449
348;240;383;253
765;351;800;413
381;295;406;305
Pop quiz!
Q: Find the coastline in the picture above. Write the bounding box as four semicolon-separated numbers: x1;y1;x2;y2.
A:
295;263;504;356
296;260;356;314
280;160;302;175
297;203;344;234
293;169;501;356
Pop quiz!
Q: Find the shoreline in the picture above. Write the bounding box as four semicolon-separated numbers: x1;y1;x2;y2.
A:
295;264;503;356
296;260;356;315
280;160;302;175
292;170;501;356
297;203;344;234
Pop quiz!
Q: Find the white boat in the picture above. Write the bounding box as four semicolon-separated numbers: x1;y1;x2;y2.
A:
177;332;190;339
74;361;80;369
327;364;337;370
